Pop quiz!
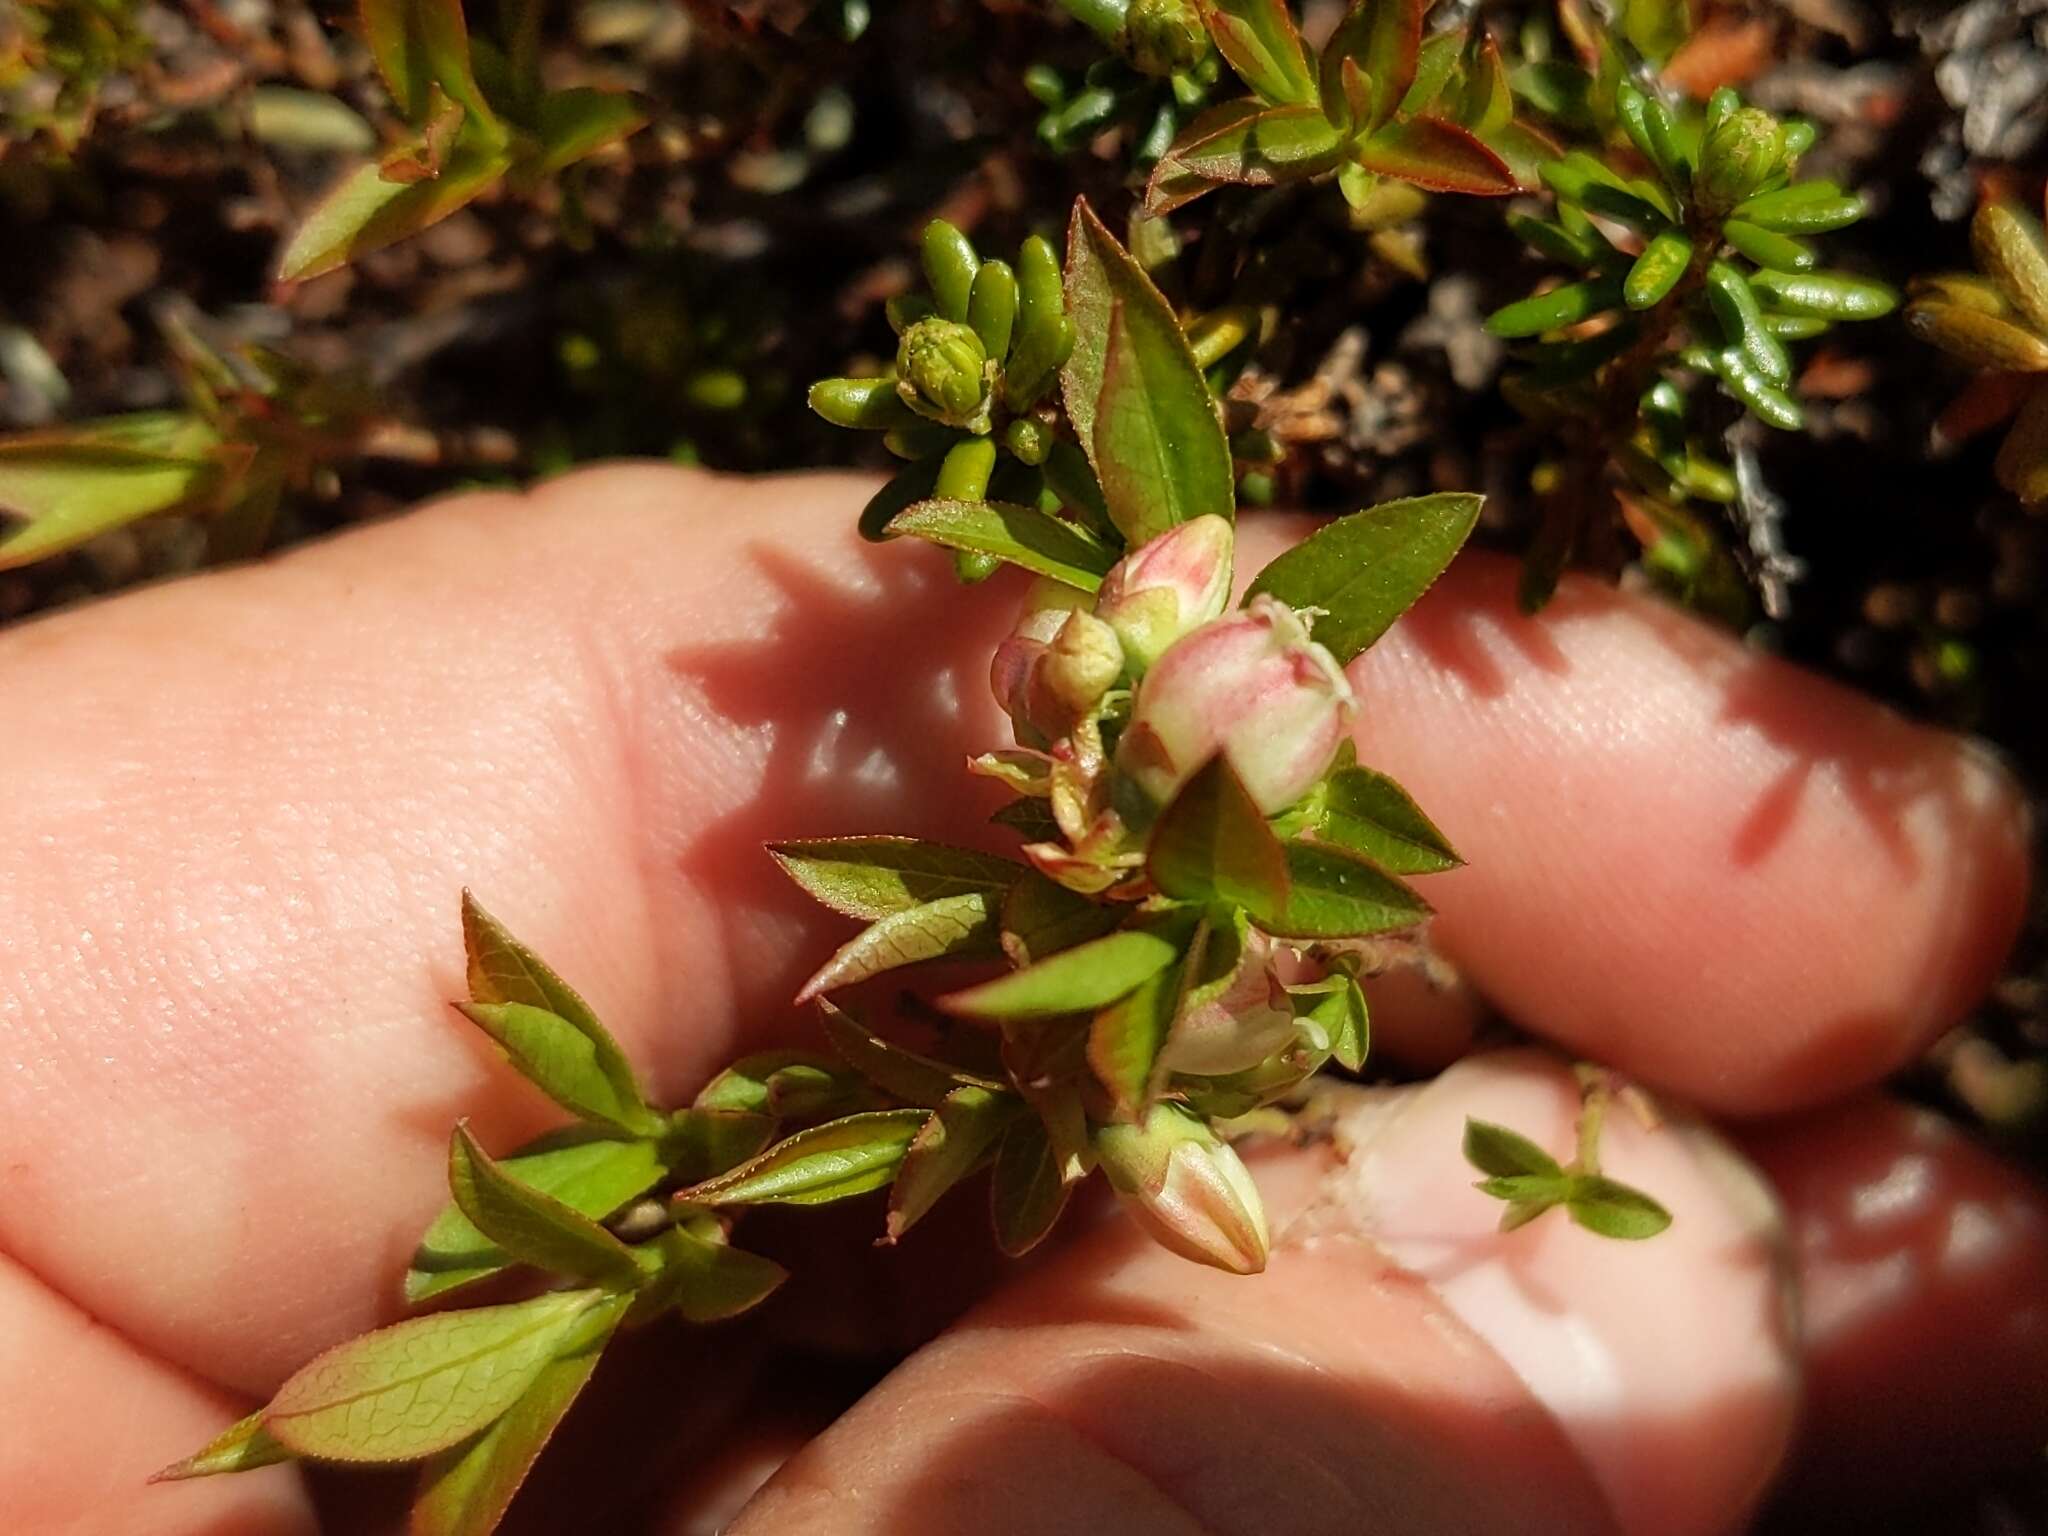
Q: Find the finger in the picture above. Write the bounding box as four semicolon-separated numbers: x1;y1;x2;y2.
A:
1739;1098;2048;1512
1233;518;2030;1115
0;1249;317;1535
722;1051;1798;1536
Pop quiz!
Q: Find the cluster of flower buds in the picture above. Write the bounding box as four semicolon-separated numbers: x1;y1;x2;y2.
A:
987;513;1358;869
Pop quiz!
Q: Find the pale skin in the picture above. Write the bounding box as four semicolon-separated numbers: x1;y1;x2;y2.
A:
1;463;2044;1535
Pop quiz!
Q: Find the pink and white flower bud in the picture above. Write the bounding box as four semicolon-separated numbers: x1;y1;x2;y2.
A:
1094;1103;1270;1274
1093;514;1234;674
1161;929;1298;1077
1041;609;1123;716
989;583;1090;742
1116;594;1355;815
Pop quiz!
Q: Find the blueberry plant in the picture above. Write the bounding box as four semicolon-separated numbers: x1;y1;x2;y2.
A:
155;191;1668;1533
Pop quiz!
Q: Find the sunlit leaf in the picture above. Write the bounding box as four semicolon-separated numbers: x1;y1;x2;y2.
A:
151;1411;294;1483
1462;1118;1565;1179
277;134;511;282
819;998;1002;1108
794;891;1003;1002
447;1125;645;1291
1244;493;1481;663
1062;199;1235;547
887;1084;1016;1239
940;923;1189;1021
1246;842;1430;939
884;498;1114;590
1566;1174;1673;1240
1199;0;1315;106
769;837;1023;921
1146;756;1291;913
264;1290;604;1462
410;1294;629;1536
1355;117;1516;195
0;422;221;571
408;1129;667;1303
631;1216;787;1324
1316;766;1461;874
678;1110;931;1206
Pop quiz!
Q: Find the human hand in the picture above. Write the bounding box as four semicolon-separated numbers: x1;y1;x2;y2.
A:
1;465;2041;1534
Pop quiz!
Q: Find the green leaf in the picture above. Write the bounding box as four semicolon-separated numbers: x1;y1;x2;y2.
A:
1323;0;1421;133
1199;0;1316;106
768;837;1022;921
1621;0;1691;65
531;87;647;177
678;1109;931;1206
1728;182;1862;234
857;456;941;541
1290;972;1369;1072
456;1002;655;1134
883;498;1114;591
1243;492;1481;664
1722;219;1814;273
360;0;495;127
1146;756;1290;913
990;1114;1072;1256
632;1219;788;1323
1146;100;1264;215
819;998;1001;1108
888;1084;1016;1239
940;923;1188;1021
1488;276;1625;338
1624;228;1695;309
1000;871;1125;966
448;1125;644;1291
1317;765;1459;874
1746;269;1894;322
1086;954;1184;1118
408;1129;668;1303
263;1289;603;1462
690;1051;855;1119
276;134;512;281
1565;1174;1674;1240
1354;117;1517;196
0;422;221;570
1062;199;1235;547
460;892;655;1134
410;1294;629;1536
1973;201;2048;337
1148;102;1347;203
1246;842;1430;939
1462;1118;1565;1179
151;1411;294;1483
663;1107;783;1181
794;891;1003;1003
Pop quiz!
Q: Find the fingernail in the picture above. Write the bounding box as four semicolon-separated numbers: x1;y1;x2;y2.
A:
1294;1050;1800;1536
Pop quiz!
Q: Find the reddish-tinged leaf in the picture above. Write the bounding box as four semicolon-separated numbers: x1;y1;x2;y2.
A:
1354;116;1517;195
678;1110;931;1206
1199;0;1315;106
1147;99;1265;214
887;1085;1015;1239
1159;102;1347;198
278;135;511;281
359;0;495;129
531;87;647;177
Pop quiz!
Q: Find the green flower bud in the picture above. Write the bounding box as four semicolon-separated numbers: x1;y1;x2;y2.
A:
1122;0;1208;78
896;318;993;430
1693;107;1786;215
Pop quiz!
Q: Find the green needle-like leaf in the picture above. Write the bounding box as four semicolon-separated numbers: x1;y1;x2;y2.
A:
263;1290;605;1463
1244;492;1481;663
678;1109;931;1206
448;1125;645;1292
1624;229;1695;310
768;837;1022;921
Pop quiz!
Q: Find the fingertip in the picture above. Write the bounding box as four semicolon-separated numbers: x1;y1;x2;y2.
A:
1233;520;2029;1114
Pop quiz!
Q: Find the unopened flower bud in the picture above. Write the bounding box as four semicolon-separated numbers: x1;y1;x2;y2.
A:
1161;929;1297;1077
1093;514;1233;675
991;583;1092;742
896;318;992;429
1094;1103;1270;1274
1117;594;1355;815
1122;0;1208;77
1042;609;1123;715
1693;107;1785;214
